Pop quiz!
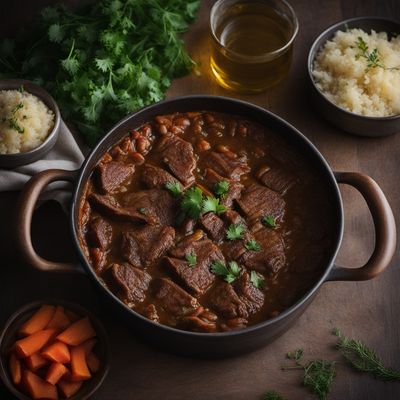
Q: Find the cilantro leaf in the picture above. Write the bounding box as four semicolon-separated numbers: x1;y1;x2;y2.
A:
214;180;229;198
245;239;261;252
185;251;197;267
262;215;277;229
165;181;182;197
250;270;265;289
202;196;226;216
137;207;147;215
48;23;65;43
211;260;241;283
226;223;246;241
181;186;203;219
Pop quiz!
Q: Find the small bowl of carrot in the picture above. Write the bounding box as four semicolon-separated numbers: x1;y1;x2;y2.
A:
0;300;109;400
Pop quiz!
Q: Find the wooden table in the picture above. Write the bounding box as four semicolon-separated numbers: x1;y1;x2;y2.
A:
1;1;399;399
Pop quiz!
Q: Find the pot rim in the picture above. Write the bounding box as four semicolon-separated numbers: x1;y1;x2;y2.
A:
70;95;344;338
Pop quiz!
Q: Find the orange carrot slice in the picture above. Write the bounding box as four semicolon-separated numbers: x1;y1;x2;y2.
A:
22;369;58;400
57;317;96;346
81;338;98;356
42;341;70;364
46;362;68;385
57;380;82;398
9;353;22;385
87;351;100;373
46;306;71;332
19;305;56;337
15;329;56;358
25;352;48;371
70;344;91;381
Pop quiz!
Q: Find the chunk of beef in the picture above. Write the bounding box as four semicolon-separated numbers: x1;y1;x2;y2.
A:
199;212;225;242
87;217;112;249
234;272;264;315
121;225;175;267
153;278;199;316
180;315;217;333
204;151;250;181
96;161;134;193
208;281;248;319
240;229;286;274
142;304;159;322
121;189;178;226
157;134;196;186
236;183;285;220
141;164;180;189
89;193;155;224
108;263;151;304
256;165;296;195
204;168;243;207
166;233;224;295
90;247;106;274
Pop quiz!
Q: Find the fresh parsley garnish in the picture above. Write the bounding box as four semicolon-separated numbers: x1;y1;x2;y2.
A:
137;207;147;215
202;196;226;216
263;391;287;400
262;215;277;229
355;36;399;72
165;181;182;197
214;180;229;198
226;223;246;241
185;251;197;267
210;260;241;283
245;239;261;252
0;0;201;145
250;270;265;289
334;328;400;381
181;186;203;219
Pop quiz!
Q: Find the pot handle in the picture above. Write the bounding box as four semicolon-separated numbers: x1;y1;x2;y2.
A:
326;171;396;281
15;169;84;274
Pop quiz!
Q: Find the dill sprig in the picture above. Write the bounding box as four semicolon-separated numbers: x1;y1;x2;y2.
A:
355;36;399;72
282;348;336;400
334;328;400;382
262;391;287;400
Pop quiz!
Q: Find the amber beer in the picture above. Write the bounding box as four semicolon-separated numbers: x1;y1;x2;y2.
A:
210;0;298;93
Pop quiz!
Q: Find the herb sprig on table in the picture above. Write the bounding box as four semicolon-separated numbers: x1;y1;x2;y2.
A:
0;0;200;145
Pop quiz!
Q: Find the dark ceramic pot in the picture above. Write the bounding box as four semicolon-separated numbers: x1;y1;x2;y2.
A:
308;17;400;137
14;96;397;357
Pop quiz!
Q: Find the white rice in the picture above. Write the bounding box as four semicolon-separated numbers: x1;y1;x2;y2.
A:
0;89;55;154
312;28;400;117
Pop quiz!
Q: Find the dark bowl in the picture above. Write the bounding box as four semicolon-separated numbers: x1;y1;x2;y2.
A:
307;17;400;137
0;300;109;399
0;79;60;168
14;95;397;357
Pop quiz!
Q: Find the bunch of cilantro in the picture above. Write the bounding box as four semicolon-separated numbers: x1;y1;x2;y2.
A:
0;0;200;144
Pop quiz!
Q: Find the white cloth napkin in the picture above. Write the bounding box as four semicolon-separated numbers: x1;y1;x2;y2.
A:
0;120;84;207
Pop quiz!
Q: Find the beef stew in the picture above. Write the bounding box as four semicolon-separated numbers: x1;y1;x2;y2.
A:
78;111;336;333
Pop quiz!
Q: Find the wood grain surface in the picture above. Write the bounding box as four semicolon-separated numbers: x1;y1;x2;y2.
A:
1;1;399;399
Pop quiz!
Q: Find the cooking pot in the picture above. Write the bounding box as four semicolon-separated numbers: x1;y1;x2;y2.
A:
15;96;396;357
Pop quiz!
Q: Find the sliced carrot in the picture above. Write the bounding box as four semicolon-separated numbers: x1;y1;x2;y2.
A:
42;341;70;364
19;305;56;337
15;329;56;358
70;344;91;381
22;369;58;400
81;338;98;356
46;306;71;332
87;351;100;373
9;353;22;385
57;317;96;346
46;362;68;385
25;352;48;371
57;380;82;398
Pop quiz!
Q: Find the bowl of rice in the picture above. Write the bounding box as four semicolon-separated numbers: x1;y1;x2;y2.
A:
308;17;400;137
0;79;60;168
